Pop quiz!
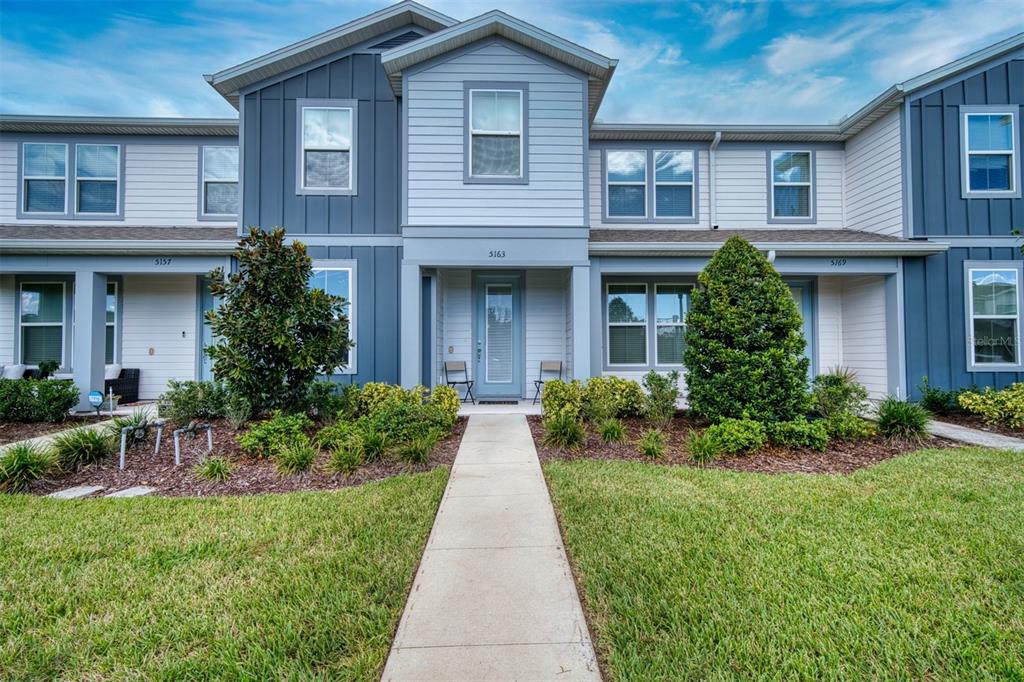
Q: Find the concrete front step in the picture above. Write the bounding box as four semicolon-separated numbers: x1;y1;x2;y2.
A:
48;485;105;499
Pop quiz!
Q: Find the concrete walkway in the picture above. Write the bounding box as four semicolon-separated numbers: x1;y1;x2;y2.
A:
383;414;599;681
929;419;1024;450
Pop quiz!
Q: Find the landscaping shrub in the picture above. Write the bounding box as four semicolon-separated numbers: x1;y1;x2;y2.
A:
106;410;151;443
643;370;680;429
877;397;929;440
0;378;78;423
52;428;112;469
360;427;389;462
315;421;359;453
429;385;461;429
767;417;829;451
957;383;1024;429
237;411;313;458
398;431;440;465
0;442;57;492
684;236;810;422
638;429;666;459
326;439;364;476
159;380;228;424
688;429;722;464
541;379;585;420
812;368;868;418
224;392;251;430
194;456;232;482
703;418;767;455
358;382;424;416
598;417;625;444
543;412;585;449
275;436;318;476
361;396;452;445
305;381;347;423
206;227;352;414
824;412;876;441
918;376;965;416
582;376;645;421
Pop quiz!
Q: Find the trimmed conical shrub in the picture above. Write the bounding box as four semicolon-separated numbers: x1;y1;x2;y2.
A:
683;236;810;422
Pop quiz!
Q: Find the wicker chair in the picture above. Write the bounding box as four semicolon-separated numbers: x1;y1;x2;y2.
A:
106;368;140;404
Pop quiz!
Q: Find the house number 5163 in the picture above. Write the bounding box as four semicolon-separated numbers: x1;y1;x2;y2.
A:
489;250;506;258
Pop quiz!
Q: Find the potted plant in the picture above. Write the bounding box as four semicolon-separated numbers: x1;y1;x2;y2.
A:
37;360;59;380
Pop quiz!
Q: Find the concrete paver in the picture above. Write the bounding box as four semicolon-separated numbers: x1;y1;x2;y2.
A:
104;486;155;498
47;485;105;499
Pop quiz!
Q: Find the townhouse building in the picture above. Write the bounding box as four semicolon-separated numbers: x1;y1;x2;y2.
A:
0;1;1020;410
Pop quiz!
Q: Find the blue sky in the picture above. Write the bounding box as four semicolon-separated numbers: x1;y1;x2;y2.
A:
1;0;1022;124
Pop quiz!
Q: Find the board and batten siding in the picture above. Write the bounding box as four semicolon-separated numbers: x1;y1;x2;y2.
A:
405;39;586;227
909;57;1024;236
844;109;904;237
0;275;15;366
121;275;197;401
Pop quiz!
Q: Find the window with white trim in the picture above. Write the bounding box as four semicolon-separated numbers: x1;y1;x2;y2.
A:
468;89;523;178
654;151;694;218
202;146;239;216
22;143;67;214
301;106;354;191
770;151;812;219
309;266;355;373
20;282;65;367
75;144;120;214
106;281;117;365
655;284;689;365
968;267;1020;367
964;112;1017;193
606;150;647;218
607;283;648;365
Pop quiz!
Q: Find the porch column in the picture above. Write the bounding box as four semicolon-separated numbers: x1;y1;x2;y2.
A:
885;267;906;399
399;261;422;388
72;271;106;412
571;265;591;381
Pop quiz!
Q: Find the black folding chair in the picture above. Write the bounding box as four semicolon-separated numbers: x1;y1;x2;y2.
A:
533;361;564;404
444;361;476;404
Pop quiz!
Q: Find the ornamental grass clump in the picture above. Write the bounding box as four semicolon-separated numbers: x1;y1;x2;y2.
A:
688;429;721;465
194;456;232;482
877;397;929;440
275;437;319;477
638;429;666;459
684;236;810;422
52;428;112;470
326;438;364;476
543;412;585;450
598;417;626;444
0;443;57;492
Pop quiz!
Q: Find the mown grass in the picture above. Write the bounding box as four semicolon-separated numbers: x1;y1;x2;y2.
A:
545;448;1024;680
0;468;448;680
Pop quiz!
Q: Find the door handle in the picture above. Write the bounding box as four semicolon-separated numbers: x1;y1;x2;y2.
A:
476;340;482;361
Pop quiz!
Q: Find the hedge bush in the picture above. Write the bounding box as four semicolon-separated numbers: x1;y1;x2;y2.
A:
812;368;868;418
824;412;876;441
767;417;829;451
957;383;1024;429
643;371;680;429
159;380;228;424
0;379;79;423
541;379;585;420
684;236;810;422
357;382;424;415
918;376;966;416
582;376;645;421
702;418;767;455
237;411;313;458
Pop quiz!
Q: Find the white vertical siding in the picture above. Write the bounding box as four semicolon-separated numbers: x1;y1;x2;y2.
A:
440;269;472;383
841;275;888;399
0;275;15;366
120;275;197;400
588;149;711;229
0;140;17;222
525;270;568;388
844;109;904;237
406;40;586;226
816;277;844;372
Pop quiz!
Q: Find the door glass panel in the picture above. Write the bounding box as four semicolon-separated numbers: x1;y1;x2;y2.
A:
485;284;513;383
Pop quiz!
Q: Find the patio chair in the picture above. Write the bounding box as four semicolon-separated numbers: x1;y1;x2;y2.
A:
532;361;563;404
443;361;476;404
105;368;140;404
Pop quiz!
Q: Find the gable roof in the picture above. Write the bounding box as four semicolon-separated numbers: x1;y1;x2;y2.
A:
380;10;617;121
204;1;457;108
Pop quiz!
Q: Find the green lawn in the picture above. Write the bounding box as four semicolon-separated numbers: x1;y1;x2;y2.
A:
0;468;447;680
545;448;1024;680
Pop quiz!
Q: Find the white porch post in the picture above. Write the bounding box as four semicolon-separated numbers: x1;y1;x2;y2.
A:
72;271;106;411
885;266;906;399
571;265;591;381
400;261;422;388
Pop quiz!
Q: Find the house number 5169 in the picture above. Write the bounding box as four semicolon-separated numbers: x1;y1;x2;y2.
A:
489;250;506;258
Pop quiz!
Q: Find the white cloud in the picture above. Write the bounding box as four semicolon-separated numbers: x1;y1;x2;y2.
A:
762;27;868;76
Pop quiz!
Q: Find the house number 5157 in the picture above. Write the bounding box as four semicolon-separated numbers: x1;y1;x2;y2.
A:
154;257;172;266
489;250;506;258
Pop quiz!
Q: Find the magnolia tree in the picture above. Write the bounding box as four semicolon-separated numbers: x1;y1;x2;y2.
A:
683;236;810;422
206;227;351;414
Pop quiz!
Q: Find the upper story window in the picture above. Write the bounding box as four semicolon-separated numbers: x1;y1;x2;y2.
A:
467;87;525;182
654;151;694;218
769;151;813;221
297;100;356;195
966;263;1023;370
22;143;68;214
75;144;120;214
201;146;239;217
606;150;647;218
962;109;1019;197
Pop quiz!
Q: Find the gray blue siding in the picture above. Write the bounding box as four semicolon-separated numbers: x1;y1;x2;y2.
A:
909;57;1023;236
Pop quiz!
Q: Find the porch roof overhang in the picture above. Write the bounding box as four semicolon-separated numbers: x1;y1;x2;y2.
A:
588;229;949;258
0;226;238;255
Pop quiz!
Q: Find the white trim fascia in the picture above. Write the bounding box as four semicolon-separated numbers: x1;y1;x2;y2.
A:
588;241;950;256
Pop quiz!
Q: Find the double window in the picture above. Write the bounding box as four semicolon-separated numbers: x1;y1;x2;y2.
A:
769;151;813;220
604;149;696;220
298;100;356;194
606;282;691;367
20;282;66;367
22;143;121;216
308;265;355;373
966;264;1022;369
467;87;525;181
962;108;1019;196
201;146;239;216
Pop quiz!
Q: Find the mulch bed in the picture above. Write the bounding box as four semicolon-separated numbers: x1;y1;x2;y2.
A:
28;417;466;497
0;416;109;446
527;414;957;475
931;412;1024;439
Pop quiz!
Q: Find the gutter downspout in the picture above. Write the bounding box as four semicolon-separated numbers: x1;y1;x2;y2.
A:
709;131;722;229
